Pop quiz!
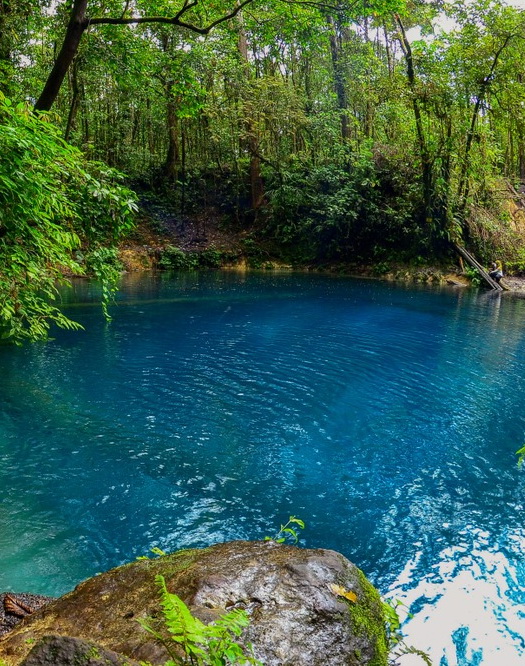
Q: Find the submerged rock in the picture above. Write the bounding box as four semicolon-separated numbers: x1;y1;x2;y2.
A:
0;540;387;666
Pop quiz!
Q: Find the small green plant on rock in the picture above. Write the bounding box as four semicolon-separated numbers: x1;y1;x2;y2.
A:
139;575;261;666
137;546;168;560
264;515;305;544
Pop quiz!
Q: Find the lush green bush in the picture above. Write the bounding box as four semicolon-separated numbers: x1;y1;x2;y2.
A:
198;248;224;269
158;247;240;270
265;146;424;263
0;95;137;343
158;246;200;270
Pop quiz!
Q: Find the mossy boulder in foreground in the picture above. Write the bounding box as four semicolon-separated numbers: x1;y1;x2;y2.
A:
0;540;387;666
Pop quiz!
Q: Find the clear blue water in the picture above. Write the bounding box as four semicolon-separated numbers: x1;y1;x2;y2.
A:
2;272;525;664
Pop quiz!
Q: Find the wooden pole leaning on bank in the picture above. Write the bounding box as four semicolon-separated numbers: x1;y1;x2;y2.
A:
454;244;504;291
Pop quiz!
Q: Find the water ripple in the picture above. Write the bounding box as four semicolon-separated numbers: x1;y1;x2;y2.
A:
1;274;525;665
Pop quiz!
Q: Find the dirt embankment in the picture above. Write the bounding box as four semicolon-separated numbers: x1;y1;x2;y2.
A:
119;196;251;271
119;196;525;292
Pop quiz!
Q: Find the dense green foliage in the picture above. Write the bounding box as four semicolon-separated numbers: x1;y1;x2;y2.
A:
265;145;424;262
0;93;136;342
3;0;525;342
9;0;523;255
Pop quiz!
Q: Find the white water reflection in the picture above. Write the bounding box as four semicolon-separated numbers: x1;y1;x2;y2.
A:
387;526;525;665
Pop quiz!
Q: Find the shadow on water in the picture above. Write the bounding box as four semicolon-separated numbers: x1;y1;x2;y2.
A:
1;273;525;664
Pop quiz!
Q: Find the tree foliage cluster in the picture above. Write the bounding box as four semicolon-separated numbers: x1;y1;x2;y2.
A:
0;93;136;342
3;0;525;338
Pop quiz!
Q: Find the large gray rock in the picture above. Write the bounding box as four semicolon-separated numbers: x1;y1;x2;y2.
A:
0;540;387;666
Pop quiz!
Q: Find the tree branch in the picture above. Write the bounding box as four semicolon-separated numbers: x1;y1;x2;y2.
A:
88;0;257;35
174;0;197;22
120;0;131;19
278;0;355;11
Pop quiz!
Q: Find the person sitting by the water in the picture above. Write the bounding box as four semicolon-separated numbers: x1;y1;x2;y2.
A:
489;260;503;283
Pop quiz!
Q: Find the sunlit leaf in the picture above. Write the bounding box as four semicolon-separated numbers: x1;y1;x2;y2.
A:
329;583;358;603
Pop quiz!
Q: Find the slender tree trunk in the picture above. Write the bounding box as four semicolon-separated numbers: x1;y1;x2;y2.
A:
518;122;525;192
455;35;512;229
515;76;525;191
327;15;350;141
81;79;90;154
64;58;80;141
437;117;454;233
181;124;187;214
395;15;433;224
383;23;393;77
160;35;180;182
237;12;264;212
165;87;180;181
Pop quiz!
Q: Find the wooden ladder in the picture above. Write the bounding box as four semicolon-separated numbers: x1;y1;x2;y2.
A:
454;244;503;291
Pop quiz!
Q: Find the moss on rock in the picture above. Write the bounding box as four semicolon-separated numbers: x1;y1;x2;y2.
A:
346;569;388;666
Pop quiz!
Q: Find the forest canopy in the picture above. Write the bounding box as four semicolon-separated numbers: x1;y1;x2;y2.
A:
2;0;525;340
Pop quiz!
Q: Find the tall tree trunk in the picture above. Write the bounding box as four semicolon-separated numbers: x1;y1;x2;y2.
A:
64;58;80;141
395;15;433;225
35;0;88;112
237;12;264;212
383;23;394;78
81;79;90;155
327;15;350;141
518;122;525;192
436;117;454;234
161;34;180;182
180;123;187;214
165;87;180;181
455;35;512;227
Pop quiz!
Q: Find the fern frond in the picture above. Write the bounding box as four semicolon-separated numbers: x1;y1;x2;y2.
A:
137;616;166;643
154;575;207;657
392;641;432;665
141;575;263;666
211;608;251;637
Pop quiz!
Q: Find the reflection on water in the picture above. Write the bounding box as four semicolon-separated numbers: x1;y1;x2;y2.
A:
388;525;525;666
1;273;525;664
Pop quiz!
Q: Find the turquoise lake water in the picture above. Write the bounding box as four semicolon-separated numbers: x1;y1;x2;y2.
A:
1;272;525;664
